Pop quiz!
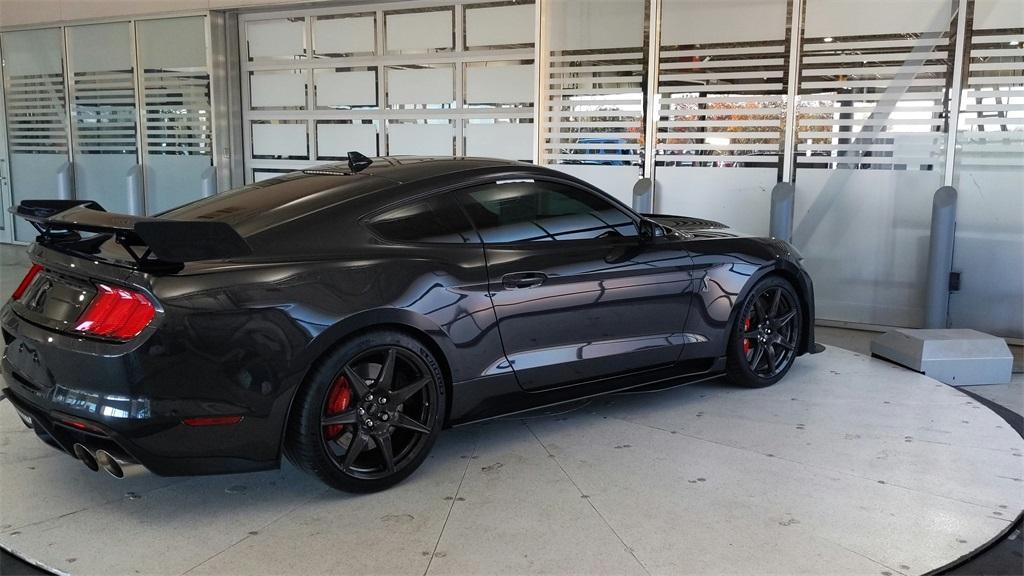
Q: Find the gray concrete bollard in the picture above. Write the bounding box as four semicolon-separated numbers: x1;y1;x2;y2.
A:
632;177;653;214
56;161;73;200
924;185;958;329
769;182;795;243
201;166;218;198
126;165;145;216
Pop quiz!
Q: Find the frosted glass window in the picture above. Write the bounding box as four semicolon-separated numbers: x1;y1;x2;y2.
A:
67;22;139;215
69;22;132;72
1;28;70;242
314;14;376;56
2;28;65;76
138;16;213;214
252;122;308;158
661;0;787;45
250;71;307;109
465;3;535;48
247;18;305;60
315;70;378;108
388;123;454;155
547;0;644;51
137;16;207;69
466;64;534;105
318;122;379;158
386;9;454;53
973;0;1024;29
387;67;454;106
465;123;533;160
805;0;953;37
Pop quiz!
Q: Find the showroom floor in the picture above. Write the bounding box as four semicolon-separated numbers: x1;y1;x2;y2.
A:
1;244;1022;576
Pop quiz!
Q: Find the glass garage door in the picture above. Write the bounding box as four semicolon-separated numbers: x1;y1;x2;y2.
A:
239;0;536;183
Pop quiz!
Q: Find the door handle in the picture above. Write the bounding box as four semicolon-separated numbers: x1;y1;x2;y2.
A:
502;272;547;290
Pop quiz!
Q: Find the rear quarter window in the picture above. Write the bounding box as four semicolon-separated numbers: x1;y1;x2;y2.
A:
367;195;478;244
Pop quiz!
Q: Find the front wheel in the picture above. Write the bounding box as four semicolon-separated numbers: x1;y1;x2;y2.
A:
285;330;446;492
726;276;803;388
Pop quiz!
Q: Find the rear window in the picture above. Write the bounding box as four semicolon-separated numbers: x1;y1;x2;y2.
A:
160;173;394;237
367;194;478;244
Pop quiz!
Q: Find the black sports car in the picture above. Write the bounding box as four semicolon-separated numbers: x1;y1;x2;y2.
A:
1;154;816;492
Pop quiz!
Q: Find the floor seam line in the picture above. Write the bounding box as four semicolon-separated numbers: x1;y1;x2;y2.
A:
600;412;1006;511
423;431;478;576
3;479;185;533
179;487;329;576
815;534;909;576
523;420;652;576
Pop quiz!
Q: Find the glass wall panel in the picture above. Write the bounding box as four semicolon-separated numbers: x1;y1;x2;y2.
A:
654;0;789;234
66;22;139;215
540;0;647;205
792;0;955;327
1;28;70;242
137;16;213;214
948;0;1024;339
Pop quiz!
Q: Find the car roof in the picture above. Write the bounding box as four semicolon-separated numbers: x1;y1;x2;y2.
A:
160;156;534;237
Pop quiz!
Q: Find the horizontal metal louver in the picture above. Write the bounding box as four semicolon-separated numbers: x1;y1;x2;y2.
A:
142;69;212;156
542;48;645;165
5;72;68;154
656;41;787;167
70;70;138;155
796;34;952;170
956;29;1024;169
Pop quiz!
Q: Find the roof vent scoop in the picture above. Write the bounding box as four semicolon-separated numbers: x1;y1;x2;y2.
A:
347;151;373;173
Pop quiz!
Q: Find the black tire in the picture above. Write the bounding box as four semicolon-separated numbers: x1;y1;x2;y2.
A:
725;276;803;388
284;329;446;492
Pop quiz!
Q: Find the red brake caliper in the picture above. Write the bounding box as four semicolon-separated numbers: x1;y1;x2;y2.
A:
743;317;752;355
325;375;352;440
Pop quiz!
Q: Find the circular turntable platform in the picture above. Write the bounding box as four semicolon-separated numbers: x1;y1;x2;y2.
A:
1;346;1021;575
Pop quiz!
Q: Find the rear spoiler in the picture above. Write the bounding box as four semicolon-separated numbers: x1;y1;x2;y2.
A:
11;199;251;268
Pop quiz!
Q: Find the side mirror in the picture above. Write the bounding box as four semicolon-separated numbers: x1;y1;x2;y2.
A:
638;218;656;243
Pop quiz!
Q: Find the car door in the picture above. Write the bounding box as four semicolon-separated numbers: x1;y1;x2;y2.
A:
456;177;696;392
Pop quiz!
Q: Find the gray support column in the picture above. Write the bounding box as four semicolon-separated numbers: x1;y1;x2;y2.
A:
201;166;218;198
769;181;795;242
126;164;144;216
56;161;73;200
925;185;958;328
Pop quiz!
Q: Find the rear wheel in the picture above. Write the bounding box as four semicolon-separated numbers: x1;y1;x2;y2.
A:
726;276;803;388
285;330;445;492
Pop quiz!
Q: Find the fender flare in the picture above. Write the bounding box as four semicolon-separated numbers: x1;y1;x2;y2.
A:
724;259;816;356
275;308;460;463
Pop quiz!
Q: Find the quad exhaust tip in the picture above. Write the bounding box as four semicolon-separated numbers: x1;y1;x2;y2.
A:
72;443;99;472
94;449;144;479
72;443;144;479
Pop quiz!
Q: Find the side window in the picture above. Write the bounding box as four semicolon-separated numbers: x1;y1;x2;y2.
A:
367;194;478;244
458;180;638;243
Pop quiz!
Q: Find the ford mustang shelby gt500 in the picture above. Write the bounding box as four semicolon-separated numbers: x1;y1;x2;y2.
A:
2;154;816;492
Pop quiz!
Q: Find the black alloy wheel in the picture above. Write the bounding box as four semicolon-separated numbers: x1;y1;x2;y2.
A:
286;330;445;492
726;276;803;388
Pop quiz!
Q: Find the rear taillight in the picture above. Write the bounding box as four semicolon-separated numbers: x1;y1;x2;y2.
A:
74;284;155;340
12;264;43;300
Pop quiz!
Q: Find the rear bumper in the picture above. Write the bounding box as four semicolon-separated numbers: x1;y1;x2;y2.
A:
1;303;280;477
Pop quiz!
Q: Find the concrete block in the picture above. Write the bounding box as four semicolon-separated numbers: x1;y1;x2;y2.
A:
871;328;1013;385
